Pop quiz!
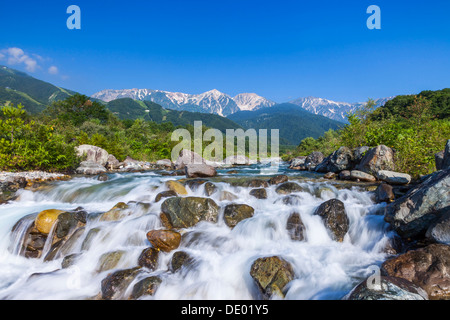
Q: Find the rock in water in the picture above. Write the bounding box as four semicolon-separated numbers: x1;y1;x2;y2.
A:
268;175;289;185
223;204;255;228
165;180;188;195
425;212;450;245
249;188;267;199
169;251;194;273
101;267;142;300
381;244;450;300
185;163;217;178
384;168;450;238
305;152;324;171
346;276;428;300
35;209;66;234
375;183;395;203
286;212;306;241
131;276;162;299
250;256;295;299
160;197;220;229
146;230;181;252
314;199;349;242
137;247;160;270
376;170;412;185
356;145;395;175
275;182;305;195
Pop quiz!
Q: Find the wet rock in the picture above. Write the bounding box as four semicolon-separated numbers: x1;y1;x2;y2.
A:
97;173;109;181
55;211;85;239
305;152;324;171
346;276;428;300
61;253;82;269
100;202;131;222
268;175;289;185
314;186;335;198
350;170;377;182
384;168;450;238
137;247;160;271
131;276;162;299
242;179;269;188
289;157;306;170
314;199;349;242
224;204;255;228
250;256;295;299
356;145;395;175
97;250;126;272
160;197;220;229
324;172;336;180
146;230;182;252
204;182;217;196
101;267;142;300
375;183;395;203
165;180;188;196
376;170;412;185
286;212;306;241
169;251;194;273
425;212;450;245
81;228;101;251
34;209;66;235
155;190;177;203
219;191;238;201
249;188;267;199
275;195;302;206
185;163;217;178
381;244;450;300
76;161;107;175
316;147;354;173
184;178;208;190
275;182;305;195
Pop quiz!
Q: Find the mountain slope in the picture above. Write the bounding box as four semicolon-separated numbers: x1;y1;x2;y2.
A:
289;96;394;123
93;89;274;116
106;98;242;132
228;103;343;146
0;66;77;113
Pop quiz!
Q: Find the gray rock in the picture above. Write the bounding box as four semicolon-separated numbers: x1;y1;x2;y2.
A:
75;145;109;167
353;146;370;164
375;183;395;203
223;204;255;228
316;147;354;173
249;188;267;199
435;151;444;171
185;163;217;178
425;211;450;245
339;170;352;180
275;182;305;195
305;152;324;171
384;168;450;238
289;157;306;170
443;140;450;169
376;170;412;185
314;199;349;242
175;149;206;170
76;161;107;175
356;145;395;175
350;170;377;182
160;197;220;228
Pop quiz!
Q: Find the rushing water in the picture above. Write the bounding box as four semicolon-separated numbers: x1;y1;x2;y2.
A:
0;163;393;300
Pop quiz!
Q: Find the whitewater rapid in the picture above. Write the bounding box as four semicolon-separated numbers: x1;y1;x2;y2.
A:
0;165;392;300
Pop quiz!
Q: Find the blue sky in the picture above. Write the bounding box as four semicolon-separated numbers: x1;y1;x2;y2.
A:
0;0;449;103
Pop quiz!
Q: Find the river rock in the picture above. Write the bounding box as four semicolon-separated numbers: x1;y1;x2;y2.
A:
305;152;324;171
286;212;306;241
375;183;395;203
175;149;206;170
289;157;306;170
160;197;220;228
155;190;177;203
106;154;120;170
223;204;255;228
249;188;267;199
425;212;450;245
350;170;377;182
381;244;450;300
137;247;160;270
346;276;428;300
169;251;194;273
100;202;131;222
165;180;188;195
275;182;305;195
75;144;109;167
204;182;217;196
97;250;126;272
185;163;217;178
384;168;450;238
130;276;162;299
35;209;66;234
81;227;101;251
76;161;107;175
314;199;349;242
101;267;142;300
250;256;295;299
268;175;289;185
242;179;269;188
316;147;354;173
353;146;370;164
61;253;82;269
356;145;395;175
376;170;412;185
147;230;181;252
339;170;351;180
219;191;238;201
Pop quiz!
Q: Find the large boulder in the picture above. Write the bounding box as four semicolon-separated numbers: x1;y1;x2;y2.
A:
223;204;255;228
314;199;349;242
75;161;107;175
425;212;450;245
346;276;428;300
174;149;206;170
289;157;306;170
353;146;370;164
376;170;412;185
381;244;450;300
35;209;66;234
160;197;220;229
315;147;354;173
384;168;450;238
304;152;324;171
250;256;295;299
185;163;217;178
356;145;395;175
75;145;109;167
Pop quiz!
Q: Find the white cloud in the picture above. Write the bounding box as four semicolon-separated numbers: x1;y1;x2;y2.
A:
0;47;39;72
48;66;59;75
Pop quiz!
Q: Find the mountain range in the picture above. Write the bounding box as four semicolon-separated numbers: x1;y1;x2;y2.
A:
92;88;394;123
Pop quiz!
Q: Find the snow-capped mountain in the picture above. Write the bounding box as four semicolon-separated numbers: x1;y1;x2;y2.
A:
289;96;395;123
233;93;276;111
92;89;273;116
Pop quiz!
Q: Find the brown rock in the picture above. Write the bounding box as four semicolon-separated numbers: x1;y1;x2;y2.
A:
146;230;182;252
